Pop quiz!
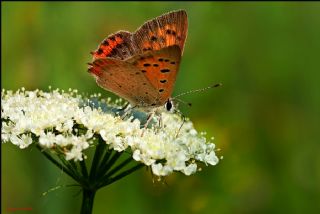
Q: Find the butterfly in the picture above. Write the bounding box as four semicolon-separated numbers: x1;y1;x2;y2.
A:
88;10;188;117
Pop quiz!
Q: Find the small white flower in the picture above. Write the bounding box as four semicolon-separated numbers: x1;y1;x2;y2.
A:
151;163;173;176
182;163;197;176
39;132;56;148
9;134;32;149
1;121;13;142
56;119;74;133
205;151;219;165
132;150;141;161
189;129;197;136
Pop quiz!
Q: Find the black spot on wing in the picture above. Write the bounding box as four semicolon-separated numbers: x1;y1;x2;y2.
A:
102;40;109;46
160;69;170;73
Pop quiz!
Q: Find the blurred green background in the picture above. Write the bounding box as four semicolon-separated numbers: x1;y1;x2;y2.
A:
2;2;320;214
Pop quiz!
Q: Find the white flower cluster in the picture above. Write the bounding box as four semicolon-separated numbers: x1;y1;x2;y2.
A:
1;88;219;176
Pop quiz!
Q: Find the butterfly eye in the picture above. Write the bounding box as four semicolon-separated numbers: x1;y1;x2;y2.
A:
165;100;173;112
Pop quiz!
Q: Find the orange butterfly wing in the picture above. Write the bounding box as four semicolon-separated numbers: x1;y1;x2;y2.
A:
89;46;181;107
133;10;188;54
126;45;181;105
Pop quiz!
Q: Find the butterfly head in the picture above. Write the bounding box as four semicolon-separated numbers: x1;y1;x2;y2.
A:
141;98;174;113
165;98;174;112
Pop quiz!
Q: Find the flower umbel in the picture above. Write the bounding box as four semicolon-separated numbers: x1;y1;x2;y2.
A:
2;88;219;176
2;88;220;214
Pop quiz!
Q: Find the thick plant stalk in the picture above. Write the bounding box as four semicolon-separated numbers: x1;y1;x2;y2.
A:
81;188;96;214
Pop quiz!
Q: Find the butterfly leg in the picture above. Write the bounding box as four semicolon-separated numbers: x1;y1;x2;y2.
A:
158;113;163;129
119;102;130;112
175;111;186;138
154;113;163;134
141;112;155;137
120;105;136;120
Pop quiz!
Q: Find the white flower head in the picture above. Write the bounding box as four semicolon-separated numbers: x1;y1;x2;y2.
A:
1;88;220;176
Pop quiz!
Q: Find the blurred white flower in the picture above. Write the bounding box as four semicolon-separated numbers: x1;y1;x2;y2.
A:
9;134;33;149
39;132;56;148
1;88;219;176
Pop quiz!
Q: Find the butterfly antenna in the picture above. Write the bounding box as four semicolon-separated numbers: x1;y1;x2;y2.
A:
174;98;192;107
173;83;222;99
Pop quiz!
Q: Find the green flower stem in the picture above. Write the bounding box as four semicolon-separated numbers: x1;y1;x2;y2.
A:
80;188;96;214
95;148;112;177
70;160;80;176
57;154;85;184
98;151;122;177
99;157;134;182
101;148;112;164
98;163;144;188
89;138;107;180
36;145;78;181
79;159;89;178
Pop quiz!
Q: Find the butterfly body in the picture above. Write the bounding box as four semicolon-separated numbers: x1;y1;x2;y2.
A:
88;10;188;113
